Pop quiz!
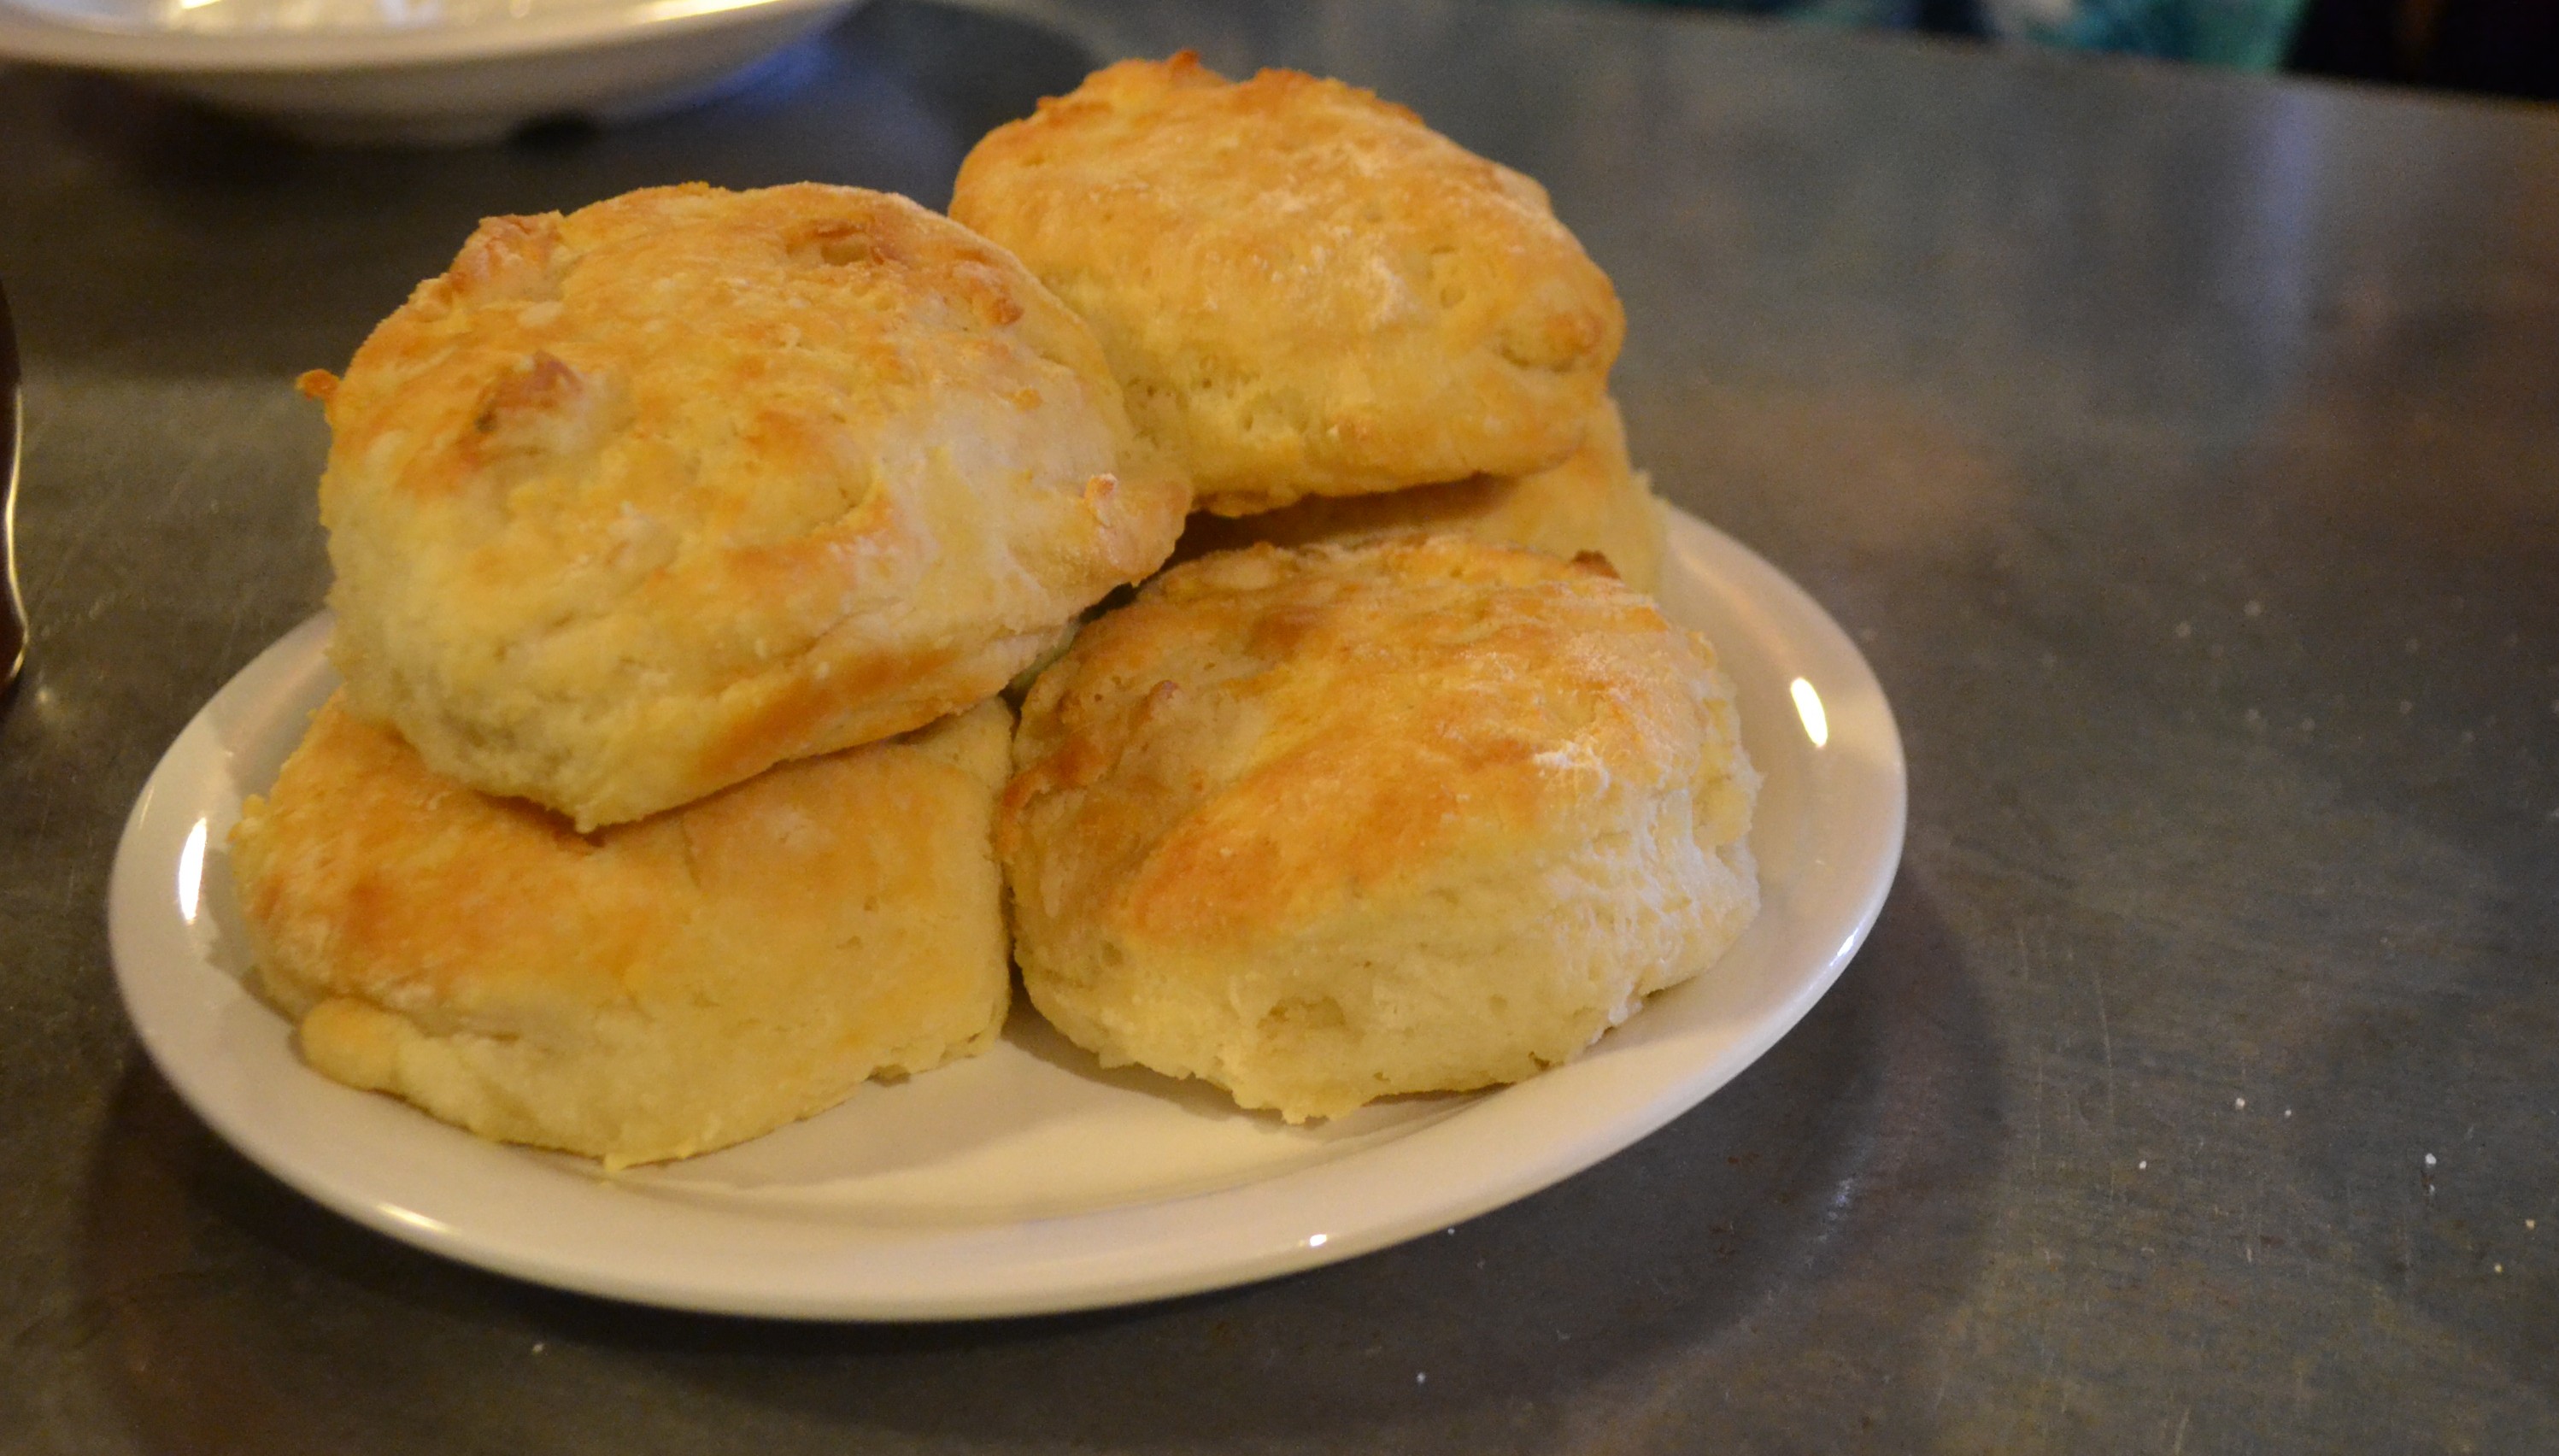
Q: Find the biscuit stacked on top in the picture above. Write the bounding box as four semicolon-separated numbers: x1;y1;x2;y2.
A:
232;184;1189;1165
951;54;1666;590
320;185;1185;831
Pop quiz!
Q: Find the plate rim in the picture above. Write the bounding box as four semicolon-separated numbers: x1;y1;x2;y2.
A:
0;0;857;73
107;507;1907;1321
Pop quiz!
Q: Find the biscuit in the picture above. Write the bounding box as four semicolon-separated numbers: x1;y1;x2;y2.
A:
310;183;1188;830
999;537;1758;1122
1174;398;1665;591
951;56;1624;515
230;693;1015;1167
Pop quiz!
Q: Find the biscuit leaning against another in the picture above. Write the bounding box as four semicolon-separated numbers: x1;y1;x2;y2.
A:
310;182;1189;831
1000;537;1761;1124
953;54;1626;518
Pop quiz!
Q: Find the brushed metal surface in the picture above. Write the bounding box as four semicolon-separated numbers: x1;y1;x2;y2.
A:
1;3;2554;1451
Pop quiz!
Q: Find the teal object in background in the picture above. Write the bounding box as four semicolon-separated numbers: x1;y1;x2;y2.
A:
1987;0;2310;66
1637;0;2311;68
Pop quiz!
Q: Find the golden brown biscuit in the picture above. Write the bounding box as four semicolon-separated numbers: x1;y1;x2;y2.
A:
1174;398;1665;591
951;56;1624;516
312;183;1188;830
1000;537;1758;1122
231;692;1015;1167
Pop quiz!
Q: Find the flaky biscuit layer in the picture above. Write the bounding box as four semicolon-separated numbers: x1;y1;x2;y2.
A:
1174;398;1665;591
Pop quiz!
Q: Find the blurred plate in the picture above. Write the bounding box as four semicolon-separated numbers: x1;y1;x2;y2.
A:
0;0;861;143
108;506;1905;1321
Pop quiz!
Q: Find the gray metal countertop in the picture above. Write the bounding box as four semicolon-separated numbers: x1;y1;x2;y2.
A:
4;3;2556;1450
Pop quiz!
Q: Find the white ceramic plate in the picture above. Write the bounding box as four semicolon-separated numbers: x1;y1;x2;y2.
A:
109;507;1906;1321
0;0;862;144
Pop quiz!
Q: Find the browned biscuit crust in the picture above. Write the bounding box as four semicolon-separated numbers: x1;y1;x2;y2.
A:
952;56;1623;515
1000;537;1757;1121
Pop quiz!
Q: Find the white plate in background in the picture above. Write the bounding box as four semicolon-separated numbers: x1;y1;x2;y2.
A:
107;506;1905;1320
0;0;863;144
